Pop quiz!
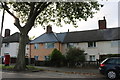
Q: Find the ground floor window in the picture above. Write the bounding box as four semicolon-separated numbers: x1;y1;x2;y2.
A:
89;55;95;61
44;56;49;61
34;56;39;61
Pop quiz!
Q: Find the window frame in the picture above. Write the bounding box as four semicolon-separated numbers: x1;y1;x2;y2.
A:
44;56;49;61
111;40;120;47
89;55;96;61
5;43;9;47
44;43;55;49
67;43;74;48
34;43;39;49
88;42;96;48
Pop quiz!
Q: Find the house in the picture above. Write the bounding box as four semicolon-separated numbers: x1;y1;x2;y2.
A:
30;17;120;61
63;27;120;61
30;25;67;61
1;29;20;58
1;29;30;62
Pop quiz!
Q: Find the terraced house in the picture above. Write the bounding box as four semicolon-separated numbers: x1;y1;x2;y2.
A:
1;29;30;63
30;25;67;61
30;18;120;61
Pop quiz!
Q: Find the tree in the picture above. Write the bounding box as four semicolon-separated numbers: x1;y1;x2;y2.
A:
0;1;102;71
50;49;65;67
66;48;85;67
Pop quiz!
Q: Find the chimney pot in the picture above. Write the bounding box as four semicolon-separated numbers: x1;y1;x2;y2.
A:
46;25;53;33
4;29;10;37
98;17;107;29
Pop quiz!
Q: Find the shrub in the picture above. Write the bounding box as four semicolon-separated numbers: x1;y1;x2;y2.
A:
50;49;65;67
66;48;85;67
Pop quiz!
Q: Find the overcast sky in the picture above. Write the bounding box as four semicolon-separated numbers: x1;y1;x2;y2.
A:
0;0;119;38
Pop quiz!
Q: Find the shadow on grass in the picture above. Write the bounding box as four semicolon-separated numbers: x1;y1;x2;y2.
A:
0;64;44;72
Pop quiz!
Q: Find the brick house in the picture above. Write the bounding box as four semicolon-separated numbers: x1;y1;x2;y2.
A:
30;25;67;61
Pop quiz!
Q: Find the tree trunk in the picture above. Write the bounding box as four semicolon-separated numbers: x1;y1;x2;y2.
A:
14;33;28;71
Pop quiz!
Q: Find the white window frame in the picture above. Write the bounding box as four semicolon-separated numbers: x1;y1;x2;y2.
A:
44;56;49;61
111;40;120;47
34;43;39;49
67;43;74;48
88;42;96;47
45;43;55;49
89;55;96;61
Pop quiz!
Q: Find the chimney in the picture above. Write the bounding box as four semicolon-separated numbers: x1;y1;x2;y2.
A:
4;29;10;37
68;29;69;32
46;25;53;33
98;17;107;29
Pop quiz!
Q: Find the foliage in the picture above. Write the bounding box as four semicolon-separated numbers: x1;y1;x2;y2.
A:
0;1;102;71
1;2;102;27
50;49;66;67
66;48;85;67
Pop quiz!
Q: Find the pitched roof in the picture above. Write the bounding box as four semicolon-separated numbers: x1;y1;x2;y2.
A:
3;32;20;43
63;27;120;43
30;27;120;44
30;32;67;43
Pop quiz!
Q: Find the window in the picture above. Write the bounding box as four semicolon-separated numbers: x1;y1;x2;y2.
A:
106;59;116;64
45;43;54;48
34;56;39;61
44;56;49;61
34;44;39;49
111;41;120;47
106;58;120;64
67;43;74;48
5;43;9;47
89;55;95;61
88;42;96;47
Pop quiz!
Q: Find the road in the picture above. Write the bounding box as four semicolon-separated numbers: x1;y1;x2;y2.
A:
1;70;108;80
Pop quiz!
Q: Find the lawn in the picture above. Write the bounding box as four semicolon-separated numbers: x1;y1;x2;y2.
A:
0;64;44;71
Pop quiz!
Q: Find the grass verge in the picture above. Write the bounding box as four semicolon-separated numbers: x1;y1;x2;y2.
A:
0;64;44;71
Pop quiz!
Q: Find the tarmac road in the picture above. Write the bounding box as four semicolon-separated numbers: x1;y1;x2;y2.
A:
1;70;108;80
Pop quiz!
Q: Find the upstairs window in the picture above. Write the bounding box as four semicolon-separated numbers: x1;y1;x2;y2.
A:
67;43;74;48
45;43;54;48
5;43;9;47
88;42;96;47
111;41;120;47
34;43;39;49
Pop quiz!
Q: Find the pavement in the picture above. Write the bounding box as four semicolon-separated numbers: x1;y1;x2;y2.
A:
35;66;102;77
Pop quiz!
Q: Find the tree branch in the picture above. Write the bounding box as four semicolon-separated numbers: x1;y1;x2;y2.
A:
27;2;35;21
34;2;44;13
1;2;22;31
36;2;52;16
24;2;52;34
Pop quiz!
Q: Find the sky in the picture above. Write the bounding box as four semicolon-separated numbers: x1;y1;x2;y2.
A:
0;0;119;38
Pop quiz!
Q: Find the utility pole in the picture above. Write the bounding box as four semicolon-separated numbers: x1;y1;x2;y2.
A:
0;9;5;56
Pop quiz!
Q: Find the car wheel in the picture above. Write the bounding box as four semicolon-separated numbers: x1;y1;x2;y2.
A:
107;71;117;79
